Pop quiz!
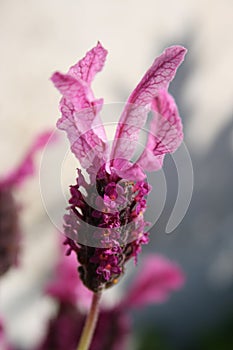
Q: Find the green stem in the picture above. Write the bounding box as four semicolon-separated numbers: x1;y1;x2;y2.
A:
77;291;102;350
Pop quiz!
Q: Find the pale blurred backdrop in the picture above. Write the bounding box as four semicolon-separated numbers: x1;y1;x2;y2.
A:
0;0;233;349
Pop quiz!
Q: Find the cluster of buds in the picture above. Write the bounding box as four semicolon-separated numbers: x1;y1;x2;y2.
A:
64;164;150;292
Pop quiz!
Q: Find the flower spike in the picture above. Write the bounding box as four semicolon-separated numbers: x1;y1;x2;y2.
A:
51;43;187;293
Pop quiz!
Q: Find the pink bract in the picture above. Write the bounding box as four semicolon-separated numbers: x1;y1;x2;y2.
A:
122;255;185;308
0;131;52;188
51;42;186;178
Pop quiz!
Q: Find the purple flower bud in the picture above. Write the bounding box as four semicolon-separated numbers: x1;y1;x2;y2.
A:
63;165;150;292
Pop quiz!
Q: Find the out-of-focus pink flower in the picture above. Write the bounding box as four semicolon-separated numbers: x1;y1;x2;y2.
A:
0;319;13;350
45;240;92;306
36;303;131;350
51;43;187;293
122;255;185;308
0;131;52;189
0;131;52;276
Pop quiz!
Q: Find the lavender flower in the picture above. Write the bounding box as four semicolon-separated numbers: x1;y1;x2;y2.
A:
0;132;52;276
51;43;186;293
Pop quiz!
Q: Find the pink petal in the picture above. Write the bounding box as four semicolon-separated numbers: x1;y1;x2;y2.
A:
52;72;91;109
128;46;187;105
0;131;52;188
51;71;107;169
111;46;187;161
111;103;150;162
122;255;185;308
68;41;108;84
136;89;183;171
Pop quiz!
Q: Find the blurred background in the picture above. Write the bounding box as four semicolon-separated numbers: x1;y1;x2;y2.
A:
0;0;233;349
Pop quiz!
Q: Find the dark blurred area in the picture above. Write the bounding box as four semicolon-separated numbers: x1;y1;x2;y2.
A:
134;39;233;350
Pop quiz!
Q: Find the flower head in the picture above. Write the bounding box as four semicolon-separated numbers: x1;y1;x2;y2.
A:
51;43;187;292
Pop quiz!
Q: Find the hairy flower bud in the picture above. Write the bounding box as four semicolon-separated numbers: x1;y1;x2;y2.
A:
64;165;150;292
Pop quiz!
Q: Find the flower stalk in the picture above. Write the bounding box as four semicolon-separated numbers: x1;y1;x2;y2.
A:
77;291;102;350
